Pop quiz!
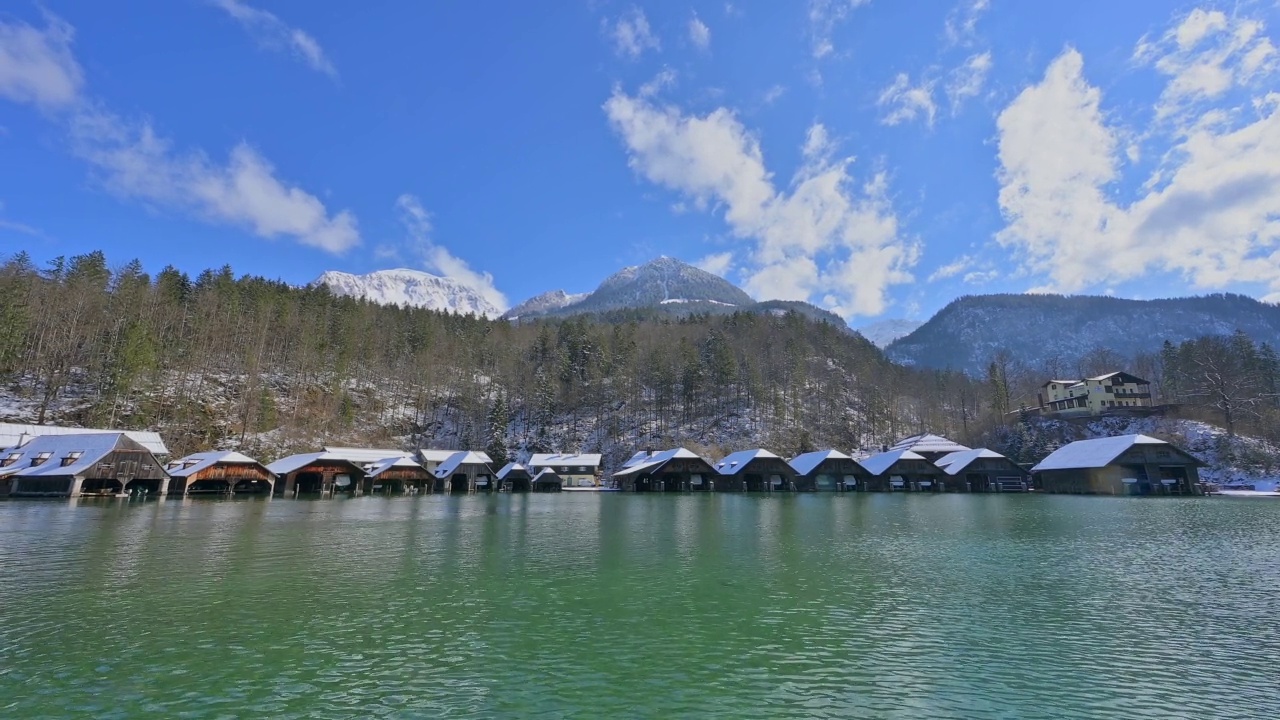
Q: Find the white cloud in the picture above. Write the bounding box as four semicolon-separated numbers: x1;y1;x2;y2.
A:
0;12;83;110
395;194;508;313
963;269;998;284
877;73;938;127
944;0;990;47
604;90;915;317
69;107;360;253
945;51;992;113
694;251;734;277
995;39;1280;300
210;0;337;78
927;255;974;281
762;84;787;105
610;7;660;59
808;0;871;60
689;13;711;50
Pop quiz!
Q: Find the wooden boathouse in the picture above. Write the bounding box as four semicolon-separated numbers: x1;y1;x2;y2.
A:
496;462;533;492
364;456;433;494
857;449;944;492
268;452;367;496
933;449;1029;492
531;468;564;492
432;451;495;493
788;450;870;491
1;432;169;498
887;433;971;463
714;449;796;491
1031;434;1203;495
165;451;275;495
612;448;717;492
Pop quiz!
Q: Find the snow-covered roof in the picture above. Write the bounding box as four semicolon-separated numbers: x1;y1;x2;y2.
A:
532;468;562;483
613;448;705;477
0;433;135;478
1031;434;1173;472
1085;371;1148;382
529;453;602;468
715;449;781;475
858;449;927;476
933;448;1010;476
0;422;169;455
366;455;426;478
788;450;853;477
433;451;493;478
267;452;364;476
887;433;970;455
419;449;459;464
166;450;265;478
322;446;412;464
1042;379;1079;386
496;462;530;480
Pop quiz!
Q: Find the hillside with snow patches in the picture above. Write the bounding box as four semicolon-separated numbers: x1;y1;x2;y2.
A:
315;269;503;318
856;319;924;349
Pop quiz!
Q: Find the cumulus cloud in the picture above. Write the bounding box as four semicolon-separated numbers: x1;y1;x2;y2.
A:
395;194;508;313
0;12;83;110
945;51;992;113
996;27;1280;301
878;73;938;127
610;7;660;59
604;89;915;317
689;13;711;50
210;0;337;78
694;251;734;277
808;0;871;60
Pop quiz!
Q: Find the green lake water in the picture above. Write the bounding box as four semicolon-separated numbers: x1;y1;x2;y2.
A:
1;493;1279;719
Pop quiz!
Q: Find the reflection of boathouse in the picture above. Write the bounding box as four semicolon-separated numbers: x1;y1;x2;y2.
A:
613;448;717;492
934;449;1028;492
267;452;367;496
788;450;869;492
714;449;796;491
1;433;169;498
857;449;944;492
1031;435;1202;495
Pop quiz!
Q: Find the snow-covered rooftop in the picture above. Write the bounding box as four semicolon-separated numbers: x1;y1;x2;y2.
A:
715;449;781;475
532;468;562;483
496;462;530;480
613;448;704;477
887;433;970;455
858;449;927;476
1031;434;1171;472
266;452;364;476
0;422;169;455
788;450;853;477
323;446;412;464
365;455;426;478
419;449;458;464
933;448;1009;476
433;451;493;478
529;453;602;467
0;433;132;478
166;450;264;478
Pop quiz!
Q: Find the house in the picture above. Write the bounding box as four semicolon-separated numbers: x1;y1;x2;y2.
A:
419;449;461;475
432;451;495;493
0;433;169;498
788;450;869;492
1038;372;1154;416
165;451;274;495
1031;434;1202;495
364;456;433;494
933;448;1029;492
857;449;944;492
531;468;564;493
612;448;717;492
267;452;367;496
0;422;169;456
886;433;971;463
528;453;602;488
714;449;796;491
496;462;533;492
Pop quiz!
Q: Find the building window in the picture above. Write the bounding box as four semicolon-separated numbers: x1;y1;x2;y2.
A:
1;452;20;467
60;451;84;467
31;451;54;467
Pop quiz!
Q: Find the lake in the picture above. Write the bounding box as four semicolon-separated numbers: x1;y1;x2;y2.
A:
1;493;1278;718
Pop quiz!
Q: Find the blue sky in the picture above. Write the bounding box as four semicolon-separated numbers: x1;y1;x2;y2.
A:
2;1;1279;321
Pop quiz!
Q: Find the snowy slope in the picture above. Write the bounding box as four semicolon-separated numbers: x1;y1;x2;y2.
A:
856;319;924;348
502;290;587;319
314;269;503;318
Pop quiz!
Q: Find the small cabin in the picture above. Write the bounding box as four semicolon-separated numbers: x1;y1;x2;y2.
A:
528;453;602;488
1;433;169;498
419;449;459;476
857;449;944;492
531;468;564;493
1031;434;1203;495
165;451;275;495
364;456;433;494
613;448;718;492
497;462;533;492
933;449;1028;492
714;449;796;491
433;451;495;493
268;452;367;495
788;450;870;492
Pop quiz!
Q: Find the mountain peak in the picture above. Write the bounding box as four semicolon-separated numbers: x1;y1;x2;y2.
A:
314;268;503;318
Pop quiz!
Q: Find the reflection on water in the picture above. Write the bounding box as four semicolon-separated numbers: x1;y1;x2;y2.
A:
1;494;1279;718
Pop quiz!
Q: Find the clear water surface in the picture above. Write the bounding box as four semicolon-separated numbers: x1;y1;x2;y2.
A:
1;493;1278;719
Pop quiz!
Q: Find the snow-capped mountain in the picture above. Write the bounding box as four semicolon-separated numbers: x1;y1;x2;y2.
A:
502;290;587;320
314;269;503;318
855;319;924;348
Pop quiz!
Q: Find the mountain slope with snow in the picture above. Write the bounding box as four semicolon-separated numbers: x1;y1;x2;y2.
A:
314;269;502;318
856;319;924;348
502;290;587;319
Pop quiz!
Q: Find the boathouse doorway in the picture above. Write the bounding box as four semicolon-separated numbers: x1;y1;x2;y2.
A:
81;478;124;495
744;473;766;492
125;477;164;496
449;475;471;493
233;478;272;494
295;472;324;494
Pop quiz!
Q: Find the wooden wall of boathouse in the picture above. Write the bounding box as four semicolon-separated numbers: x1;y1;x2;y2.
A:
864;458;944;492
174;464;275;496
619;458;718;492
793;458;870;492
944;457;1029;493
276;461;366;496
721;457;798;492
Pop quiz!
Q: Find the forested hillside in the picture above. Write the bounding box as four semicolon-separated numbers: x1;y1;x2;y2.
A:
0;251;995;467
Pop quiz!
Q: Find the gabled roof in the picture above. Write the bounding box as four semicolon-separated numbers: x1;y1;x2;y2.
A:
613;448;705;477
858;449;927;476
532;468;562;483
0;433;135;478
934;448;1013;476
1084;371;1149;384
887;433;970;455
166;450;266;478
1042;379;1079;387
433;451;493;478
322;446;412;464
266;452;365;476
419;449;459;464
529;453;602;467
366;455;427;478
0;422;169;455
715;449;781;475
1031;434;1180;472
788;450;853;477
496;462;530;480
